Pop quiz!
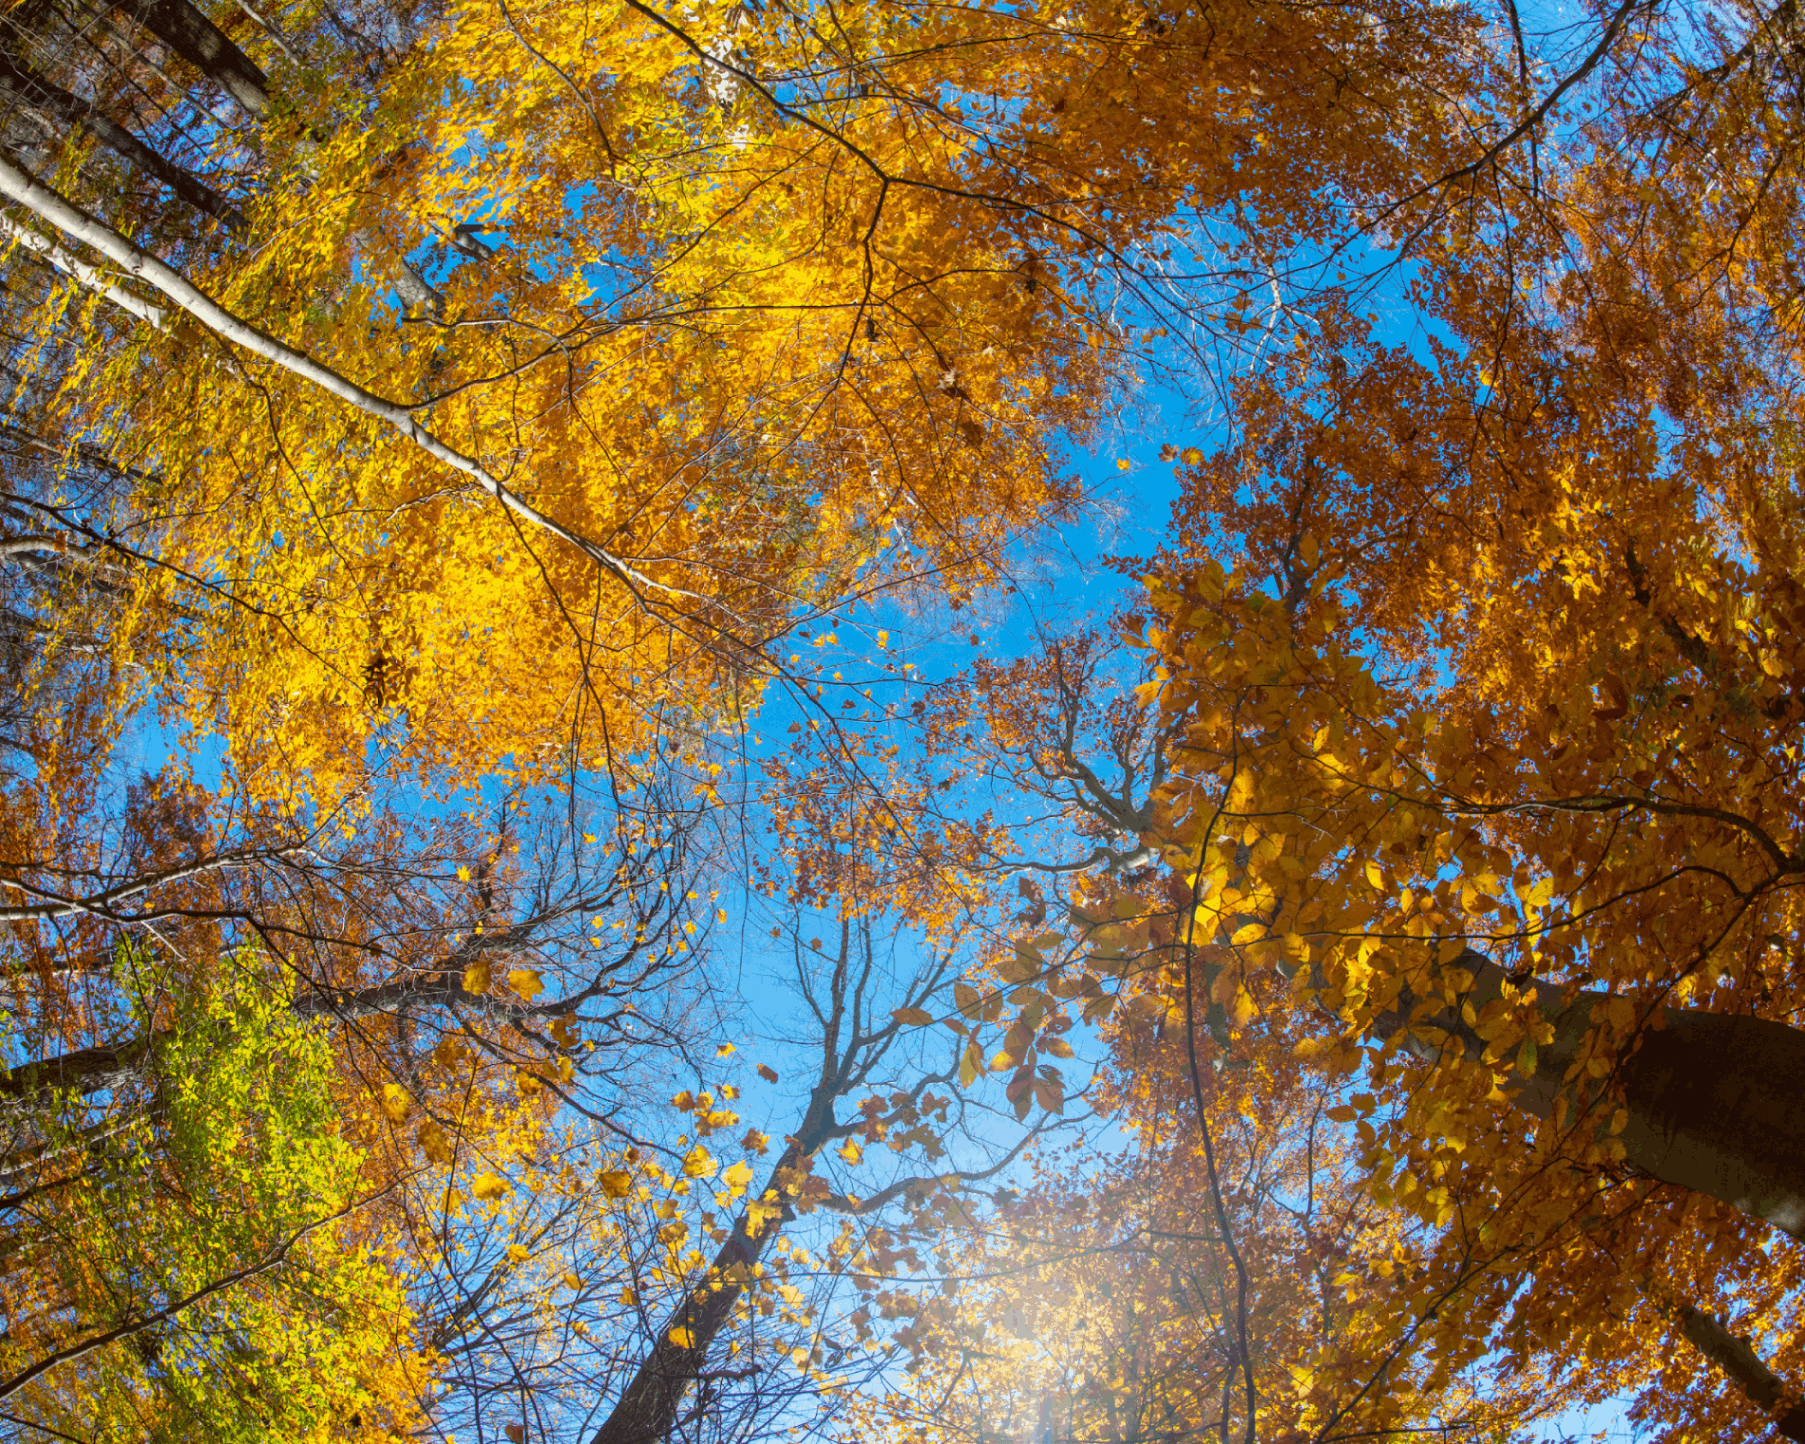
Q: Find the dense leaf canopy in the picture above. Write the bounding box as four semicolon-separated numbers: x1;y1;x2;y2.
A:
0;0;1801;1438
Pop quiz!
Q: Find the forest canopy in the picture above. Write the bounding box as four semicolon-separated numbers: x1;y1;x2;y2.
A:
0;0;1801;1438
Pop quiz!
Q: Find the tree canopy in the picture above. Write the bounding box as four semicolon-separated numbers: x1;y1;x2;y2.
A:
0;0;1802;1438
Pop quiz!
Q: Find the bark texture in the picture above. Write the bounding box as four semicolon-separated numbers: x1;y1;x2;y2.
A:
1676;1303;1805;1441
120;0;268;117
586;1144;805;1444
1374;950;1805;1240
0;46;243;226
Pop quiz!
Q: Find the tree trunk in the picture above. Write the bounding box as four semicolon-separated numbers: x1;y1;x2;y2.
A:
1675;1302;1805;1441
587;1157;793;1444
119;0;268;118
1373;951;1805;1241
589;926;867;1444
587;1140;816;1444
0;208;170;328
0;47;243;227
0;151;658;597
111;1;448;309
374;236;443;316
114;0;450;311
0;962;552;1107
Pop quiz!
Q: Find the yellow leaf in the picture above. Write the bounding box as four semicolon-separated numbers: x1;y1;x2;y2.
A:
838;1138;863;1166
508;967;544;1001
472;1172;509;1201
381;1082;411;1123
716;1042;735;1056
670;1327;695;1348
746;1196;783;1234
457;865;472;882
600;1169;634;1198
563;1271;582;1289
507;1243;529;1261
682;1145;717;1178
722;1159;754;1194
418;1120;453;1165
463;958;492;994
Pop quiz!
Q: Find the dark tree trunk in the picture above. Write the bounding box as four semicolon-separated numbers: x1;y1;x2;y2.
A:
0;47;243;227
119;0;268;118
588;957;863;1444
1374;951;1805;1240
587;1143;806;1444
0;964;554;1107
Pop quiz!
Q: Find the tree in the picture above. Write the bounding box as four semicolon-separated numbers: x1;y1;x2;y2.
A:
893;569;1805;1437
0;943;434;1442
0;712;753;1432
13;0;1805;1435
839;1001;1618;1444
0;0;1509;810
995;0;1805;1424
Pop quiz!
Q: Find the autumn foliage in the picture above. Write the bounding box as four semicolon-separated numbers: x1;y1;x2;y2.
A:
1;0;1804;1437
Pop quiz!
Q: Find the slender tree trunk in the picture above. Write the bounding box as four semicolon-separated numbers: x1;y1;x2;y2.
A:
229;0;299;64
0;150;667;602
0;946;554;1107
1624;1271;1805;1434
1674;1302;1805;1440
373;235;444;316
118;0;268;118
0;209;169;326
587;1143;805;1444
591;921;871;1444
0;47;243;227
1372;950;1805;1241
